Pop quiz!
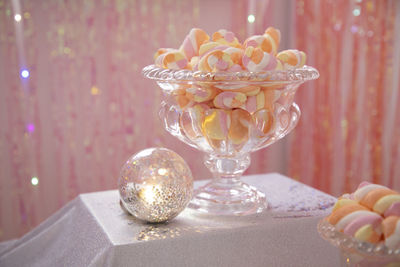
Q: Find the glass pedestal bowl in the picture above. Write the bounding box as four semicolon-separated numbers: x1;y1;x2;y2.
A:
318;219;400;266
143;65;319;216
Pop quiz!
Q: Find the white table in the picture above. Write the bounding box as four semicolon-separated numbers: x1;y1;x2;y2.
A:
0;173;340;267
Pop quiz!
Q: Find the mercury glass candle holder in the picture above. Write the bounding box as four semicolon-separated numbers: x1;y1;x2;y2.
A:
142;65;319;216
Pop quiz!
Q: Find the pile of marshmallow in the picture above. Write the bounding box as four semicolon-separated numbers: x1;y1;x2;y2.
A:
154;27;306;72
327;182;400;249
153;27;304;114
153;27;306;147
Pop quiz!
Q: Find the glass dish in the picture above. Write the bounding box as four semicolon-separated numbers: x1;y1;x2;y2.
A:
318;219;400;266
143;64;319;216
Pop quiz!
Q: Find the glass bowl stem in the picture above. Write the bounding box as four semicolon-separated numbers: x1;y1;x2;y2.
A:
188;154;267;215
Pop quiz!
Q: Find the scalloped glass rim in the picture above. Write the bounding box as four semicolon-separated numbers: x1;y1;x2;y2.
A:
142;64;319;84
317;219;400;258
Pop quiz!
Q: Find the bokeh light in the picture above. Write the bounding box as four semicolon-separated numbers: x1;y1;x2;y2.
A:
91;86;99;95
247;14;255;23
26;123;35;133
14;14;22;22
20;69;30;78
31;177;39;186
353;8;361;16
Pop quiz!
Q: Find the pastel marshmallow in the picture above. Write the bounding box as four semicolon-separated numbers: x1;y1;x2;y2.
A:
353;182;400;216
263;27;281;55
331;198;359;213
180;103;210;139
328;182;400;248
242;47;281;72
192;103;211;118
335;210;380;232
179;28;210;60
153;48;174;61
171;84;190;96
242;92;266;113
343;213;382;237
202;109;231;141
229;109;251;145
155;50;188;69
174;94;193;109
382;216;400;249
277;49;307;69
198;42;228;58
338;210;383;243
241;89;279;113
373;194;400;215
215;85;260;96
243;35;275;54
223;47;244;72
253;109;275;136
327;203;368;226
353;224;382;243
359;188;399;213
213;92;247;109
212;29;242;48
241;86;261;96
384;202;400;217
353;183;387;202
186;86;218;102
198;50;234;72
189;56;200;70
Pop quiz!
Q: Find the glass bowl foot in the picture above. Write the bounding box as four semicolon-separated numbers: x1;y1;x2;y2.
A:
188;179;267;216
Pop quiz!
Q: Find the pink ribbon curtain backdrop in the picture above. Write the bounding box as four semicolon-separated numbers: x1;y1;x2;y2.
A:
0;0;399;241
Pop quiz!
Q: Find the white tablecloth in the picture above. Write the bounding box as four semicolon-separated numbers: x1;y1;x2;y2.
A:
0;173;340;267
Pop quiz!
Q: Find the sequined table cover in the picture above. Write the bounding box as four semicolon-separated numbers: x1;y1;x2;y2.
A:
0;173;340;267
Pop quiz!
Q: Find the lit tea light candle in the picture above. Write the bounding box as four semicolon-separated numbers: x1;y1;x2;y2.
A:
118;148;193;223
140;184;161;204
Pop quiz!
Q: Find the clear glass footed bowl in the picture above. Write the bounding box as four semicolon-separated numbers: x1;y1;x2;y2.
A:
142;64;319;216
318;219;400;266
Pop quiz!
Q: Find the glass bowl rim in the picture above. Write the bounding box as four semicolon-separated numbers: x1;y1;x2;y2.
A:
142;64;319;84
317;218;400;258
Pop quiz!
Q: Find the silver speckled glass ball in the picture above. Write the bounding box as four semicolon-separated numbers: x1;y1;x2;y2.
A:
118;148;193;223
